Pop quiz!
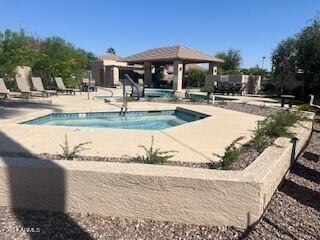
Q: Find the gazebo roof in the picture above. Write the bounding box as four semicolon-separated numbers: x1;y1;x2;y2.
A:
123;45;224;64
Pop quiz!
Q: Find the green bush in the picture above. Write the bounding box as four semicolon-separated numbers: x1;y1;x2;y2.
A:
168;94;179;102
189;95;202;102
60;134;91;160
252;122;269;153
252;110;303;152
297;103;315;112
200;84;216;93
212;110;305;169
131;136;177;164
214;136;245;169
188;68;206;87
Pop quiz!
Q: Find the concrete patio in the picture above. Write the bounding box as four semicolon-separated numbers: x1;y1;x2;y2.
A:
0;89;264;163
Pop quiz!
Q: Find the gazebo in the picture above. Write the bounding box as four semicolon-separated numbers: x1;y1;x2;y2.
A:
122;45;224;91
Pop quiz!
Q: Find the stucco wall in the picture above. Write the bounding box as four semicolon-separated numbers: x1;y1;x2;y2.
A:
0;116;314;228
205;74;261;94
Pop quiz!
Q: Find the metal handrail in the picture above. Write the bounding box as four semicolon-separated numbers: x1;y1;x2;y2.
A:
92;87;113;100
120;74;144;100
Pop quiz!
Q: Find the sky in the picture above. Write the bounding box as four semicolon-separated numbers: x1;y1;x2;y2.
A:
0;0;319;69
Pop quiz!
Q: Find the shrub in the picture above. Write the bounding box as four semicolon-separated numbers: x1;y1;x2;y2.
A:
252;122;269;153
297;103;315;112
188;68;206;87
252;110;303;152
60;134;91;160
189;95;201;102
168;94;179;102
200;84;216;94
131;136;177;164
214;136;245;169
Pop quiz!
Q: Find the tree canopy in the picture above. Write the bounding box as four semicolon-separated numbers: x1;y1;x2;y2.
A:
215;48;242;73
272;15;320;98
106;47;116;55
0;29;96;86
187;68;206;87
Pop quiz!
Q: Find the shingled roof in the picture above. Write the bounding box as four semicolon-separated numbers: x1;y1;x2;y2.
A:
123;45;224;64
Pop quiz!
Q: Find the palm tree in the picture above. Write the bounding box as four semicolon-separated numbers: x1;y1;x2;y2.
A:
106;47;116;55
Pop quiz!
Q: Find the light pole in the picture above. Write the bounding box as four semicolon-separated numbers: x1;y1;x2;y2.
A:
261;56;266;69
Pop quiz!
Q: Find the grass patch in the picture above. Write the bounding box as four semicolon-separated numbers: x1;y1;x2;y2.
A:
131;136;177;164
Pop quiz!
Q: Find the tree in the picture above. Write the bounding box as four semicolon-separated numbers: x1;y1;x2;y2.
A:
295;15;320;97
0;29;96;88
215;48;242;73
106;47;116;55
32;37;91;86
187;68;206;87
272;37;297;93
271;14;320;98
241;65;267;76
0;29;38;78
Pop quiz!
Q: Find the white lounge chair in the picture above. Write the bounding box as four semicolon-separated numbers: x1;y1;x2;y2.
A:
0;78;22;98
31;77;57;96
54;77;80;95
16;76;47;98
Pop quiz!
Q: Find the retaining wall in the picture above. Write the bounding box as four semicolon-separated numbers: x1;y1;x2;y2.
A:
0;116;314;228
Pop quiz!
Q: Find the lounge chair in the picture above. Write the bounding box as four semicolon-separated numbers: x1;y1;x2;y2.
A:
0;78;22;98
54;77;80;95
16;76;47;98
31;77;57;96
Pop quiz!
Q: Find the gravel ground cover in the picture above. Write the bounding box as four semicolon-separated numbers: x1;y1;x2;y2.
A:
244;121;320;239
212;102;279;117
0;123;318;240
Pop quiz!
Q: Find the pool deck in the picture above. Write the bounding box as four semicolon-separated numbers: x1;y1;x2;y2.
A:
0;89;265;163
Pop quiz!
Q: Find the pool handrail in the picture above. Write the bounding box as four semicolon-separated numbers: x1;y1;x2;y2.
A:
121;74;144;100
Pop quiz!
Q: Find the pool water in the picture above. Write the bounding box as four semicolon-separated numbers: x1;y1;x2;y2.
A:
22;109;208;130
144;89;174;98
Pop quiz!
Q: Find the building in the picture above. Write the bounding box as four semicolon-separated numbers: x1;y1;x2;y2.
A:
205;74;261;94
91;45;224;90
90;55;143;88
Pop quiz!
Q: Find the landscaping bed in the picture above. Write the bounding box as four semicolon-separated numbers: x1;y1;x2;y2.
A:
0;122;318;240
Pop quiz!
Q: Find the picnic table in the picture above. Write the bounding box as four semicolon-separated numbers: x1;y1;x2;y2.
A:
280;95;295;108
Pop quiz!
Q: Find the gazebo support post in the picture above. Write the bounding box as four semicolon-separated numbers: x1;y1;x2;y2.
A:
208;62;218;75
173;60;183;91
144;62;152;87
154;64;161;87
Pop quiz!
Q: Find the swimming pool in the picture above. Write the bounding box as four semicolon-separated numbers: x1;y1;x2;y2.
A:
22;108;208;130
144;89;174;98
